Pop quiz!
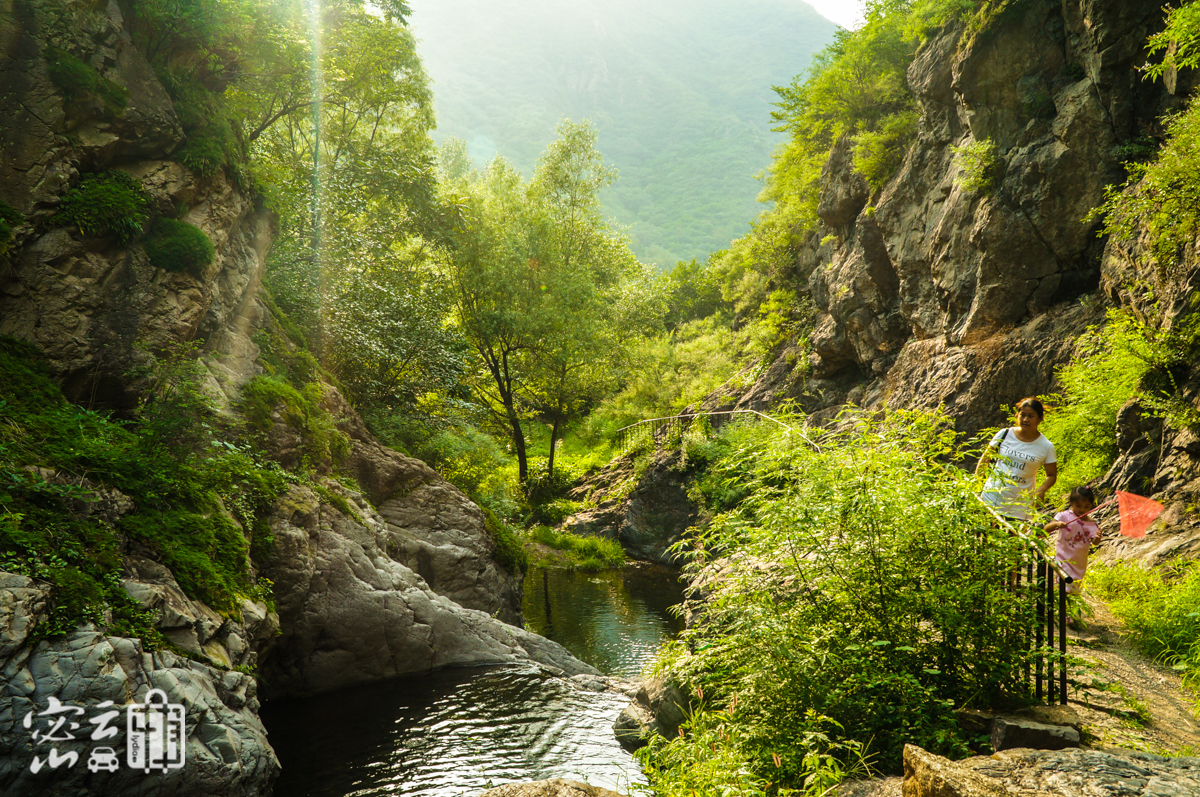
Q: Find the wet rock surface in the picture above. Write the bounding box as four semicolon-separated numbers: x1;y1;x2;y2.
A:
477;779;627;797
0;574;279;796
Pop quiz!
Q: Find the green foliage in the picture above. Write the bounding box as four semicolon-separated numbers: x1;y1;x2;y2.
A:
1095;100;1200;278
482;506;529;572
0;201;22;255
661;258;729;332
0;337;290;641
44;45;128;115
1039;311;1155;496
1041;308;1200;497
648;408;1035;786
1144;0;1200;81
1090;562;1200;696
951;138;999;193
240;376;351;469
854;110;918;190
143;217;215;276
52;171;152;243
526;525;625;571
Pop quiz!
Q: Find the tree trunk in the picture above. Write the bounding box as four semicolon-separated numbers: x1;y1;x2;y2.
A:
547;417;562;482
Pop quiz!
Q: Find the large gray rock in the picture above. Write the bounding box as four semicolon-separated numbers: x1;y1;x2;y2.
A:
0;574;278;796
258;485;597;698
613;675;691;752
478;779;627;797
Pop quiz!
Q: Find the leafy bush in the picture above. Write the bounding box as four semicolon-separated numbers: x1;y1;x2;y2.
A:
0;201;22;254
240;376;351;469
854;110;918;190
952;138;999;193
483;506;528;572
0;337;290;639
143;217;215;276
1089;562;1200;696
53;171;152;243
644;409;1034;789
1096;100;1200;277
527;525;625;571
44;45;128;115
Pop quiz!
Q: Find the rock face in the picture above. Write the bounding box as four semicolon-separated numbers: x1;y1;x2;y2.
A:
0;573;279;796
258;484;597;698
477;779;627;797
563;448;698;566
612;675;690;752
900;744;1200;797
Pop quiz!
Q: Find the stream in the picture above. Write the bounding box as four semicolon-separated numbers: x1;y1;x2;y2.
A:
261;562;684;797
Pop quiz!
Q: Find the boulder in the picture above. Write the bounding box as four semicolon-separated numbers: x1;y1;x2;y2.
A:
612;675;690;751
989;718;1080;752
478;779;626;797
257;485;597;698
0;582;278;796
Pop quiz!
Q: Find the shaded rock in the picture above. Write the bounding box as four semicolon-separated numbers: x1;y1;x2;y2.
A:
902;745;1013;797
478;779;626;797
818;134;870;230
258;485;597;699
962;746;1200;796
990;718;1080;752
0;620;278;796
613;675;690;752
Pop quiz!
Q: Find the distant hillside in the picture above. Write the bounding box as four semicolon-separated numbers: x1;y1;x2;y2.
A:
408;0;838;267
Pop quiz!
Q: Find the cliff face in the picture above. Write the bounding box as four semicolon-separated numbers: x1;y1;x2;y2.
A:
782;0;1188;429
0;2;587;794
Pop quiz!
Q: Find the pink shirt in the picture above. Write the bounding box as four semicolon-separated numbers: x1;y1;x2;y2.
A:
1054;509;1100;581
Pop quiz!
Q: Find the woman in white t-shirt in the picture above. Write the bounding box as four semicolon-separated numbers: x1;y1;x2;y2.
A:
975;397;1058;521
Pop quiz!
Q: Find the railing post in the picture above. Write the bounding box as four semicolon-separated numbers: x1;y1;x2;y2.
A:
1047;564;1057;703
1024;555;1033;692
1035;560;1045;701
1059;576;1069;705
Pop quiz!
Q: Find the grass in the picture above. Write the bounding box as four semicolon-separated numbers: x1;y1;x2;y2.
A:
526;525;625;571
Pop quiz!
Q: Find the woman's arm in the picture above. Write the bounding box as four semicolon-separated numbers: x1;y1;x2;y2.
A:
1034;461;1058;503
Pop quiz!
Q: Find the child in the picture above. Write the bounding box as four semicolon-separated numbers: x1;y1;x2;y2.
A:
1044;486;1101;595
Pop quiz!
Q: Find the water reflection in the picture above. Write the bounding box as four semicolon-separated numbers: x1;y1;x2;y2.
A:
262;563;683;797
522;562;685;678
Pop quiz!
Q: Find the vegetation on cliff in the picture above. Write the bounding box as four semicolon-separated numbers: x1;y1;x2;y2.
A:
637;409;1033;790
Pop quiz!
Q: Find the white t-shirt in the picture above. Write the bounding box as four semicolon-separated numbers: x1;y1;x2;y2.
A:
980;427;1057;520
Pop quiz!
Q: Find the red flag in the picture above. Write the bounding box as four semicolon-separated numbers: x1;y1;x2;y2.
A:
1116;491;1164;539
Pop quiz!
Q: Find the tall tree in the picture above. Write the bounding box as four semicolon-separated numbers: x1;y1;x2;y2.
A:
444;121;656;484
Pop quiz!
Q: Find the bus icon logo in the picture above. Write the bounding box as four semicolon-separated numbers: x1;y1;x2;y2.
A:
127;689;185;772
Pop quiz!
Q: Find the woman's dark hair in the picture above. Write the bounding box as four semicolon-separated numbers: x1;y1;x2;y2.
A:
1015;397;1045;419
1069;485;1097;507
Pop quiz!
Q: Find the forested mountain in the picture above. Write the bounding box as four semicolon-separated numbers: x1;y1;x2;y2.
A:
408;0;838;266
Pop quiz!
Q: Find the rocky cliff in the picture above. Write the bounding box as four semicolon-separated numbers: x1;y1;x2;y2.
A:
574;0;1200;565
0;2;594;794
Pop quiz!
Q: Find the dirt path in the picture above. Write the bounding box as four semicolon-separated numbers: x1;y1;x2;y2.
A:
1064;595;1200;754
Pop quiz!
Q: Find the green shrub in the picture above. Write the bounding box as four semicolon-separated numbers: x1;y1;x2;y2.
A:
483;507;528;572
854;110;918;190
1096;100;1200;278
0;337;289;640
0;201;22;254
45;45;128;115
143;217;215;276
52;171;152;243
644;408;1034;787
240;376;351;469
952;138;999;193
527;525;624;571
1090;562;1200;696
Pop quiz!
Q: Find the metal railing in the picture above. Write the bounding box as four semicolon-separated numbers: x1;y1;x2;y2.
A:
983;502;1072;705
614;409;821;453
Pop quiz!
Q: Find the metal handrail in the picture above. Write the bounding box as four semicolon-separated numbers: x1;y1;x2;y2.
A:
979;498;1071;705
615;409;823;452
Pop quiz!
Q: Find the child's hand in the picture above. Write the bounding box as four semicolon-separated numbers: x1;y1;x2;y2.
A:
1045;521;1065;532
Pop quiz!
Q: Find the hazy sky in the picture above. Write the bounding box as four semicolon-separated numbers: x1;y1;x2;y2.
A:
807;0;865;29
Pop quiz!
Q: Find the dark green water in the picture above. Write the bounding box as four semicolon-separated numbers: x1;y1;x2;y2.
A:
262;562;684;796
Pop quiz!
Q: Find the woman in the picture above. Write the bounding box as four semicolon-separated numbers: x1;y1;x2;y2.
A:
975;397;1058;522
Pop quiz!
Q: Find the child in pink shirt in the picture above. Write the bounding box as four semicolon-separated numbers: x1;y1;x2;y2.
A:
1044;486;1100;594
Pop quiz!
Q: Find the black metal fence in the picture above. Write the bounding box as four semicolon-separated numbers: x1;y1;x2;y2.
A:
990;507;1072;705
